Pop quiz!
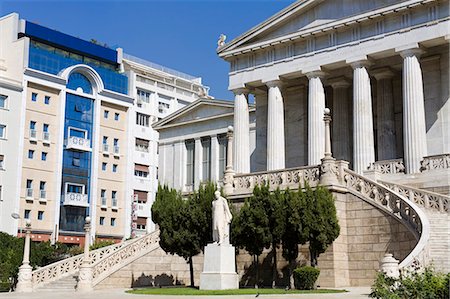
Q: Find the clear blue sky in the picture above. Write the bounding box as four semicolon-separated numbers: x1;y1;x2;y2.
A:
0;0;295;100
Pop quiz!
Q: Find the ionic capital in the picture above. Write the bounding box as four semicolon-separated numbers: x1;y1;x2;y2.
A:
305;70;326;80
264;79;283;89
396;44;425;59
346;56;372;69
231;87;249;96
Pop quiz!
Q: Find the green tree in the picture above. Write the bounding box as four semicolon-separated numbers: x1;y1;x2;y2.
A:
281;188;308;289
151;183;216;287
304;185;340;267
231;185;271;287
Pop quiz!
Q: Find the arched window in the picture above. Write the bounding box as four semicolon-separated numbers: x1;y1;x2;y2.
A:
67;72;93;94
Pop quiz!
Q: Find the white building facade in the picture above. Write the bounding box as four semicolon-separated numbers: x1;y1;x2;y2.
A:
155;98;256;192
218;0;449;193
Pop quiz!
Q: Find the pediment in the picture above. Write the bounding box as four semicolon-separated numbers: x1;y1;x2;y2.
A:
220;0;410;53
154;99;235;129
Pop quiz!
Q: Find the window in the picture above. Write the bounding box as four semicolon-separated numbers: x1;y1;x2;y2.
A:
0;95;7;109
40;181;46;190
24;210;31;219
30;121;36;130
185;140;195;187
113;138;118;146
111;191;117;208
41;152;47;161
104;110;109;119
114;113;119;121
137;89;152;103
112;164;118;172
31;92;37;102
26;179;33;189
136;112;150;127
218;134;227;179
102;162;107;171
111;218;116;226
99;217;105;225
202;137;211;181
40;181;46;198
37;211;44;220
0;155;4;170
158;102;170;113
43;124;49;132
102;136;108;152
68;127;87;139
0;125;5;138
135;138;149;152
103;136;108;144
44;96;50;105
134;164;149;178
72;152;81;167
67;184;82;194
28;150;34;159
134;190;148;203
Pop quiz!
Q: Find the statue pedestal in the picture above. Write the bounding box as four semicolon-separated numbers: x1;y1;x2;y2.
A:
199;243;239;290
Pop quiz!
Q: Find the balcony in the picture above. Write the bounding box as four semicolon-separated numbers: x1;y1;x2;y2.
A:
135;145;149;153
102;144;109;155
66;136;91;152
101;197;107;208
26;188;33;199
136;202;150;217
113;146;120;157
42;132;50;144
39;190;46;202
63;192;89;207
111;198;118;210
29;129;37;141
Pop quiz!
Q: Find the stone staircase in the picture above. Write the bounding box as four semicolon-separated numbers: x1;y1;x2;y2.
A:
39;274;78;292
379;180;450;272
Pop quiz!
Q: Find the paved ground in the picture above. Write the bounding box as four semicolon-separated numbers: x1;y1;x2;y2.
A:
0;287;371;299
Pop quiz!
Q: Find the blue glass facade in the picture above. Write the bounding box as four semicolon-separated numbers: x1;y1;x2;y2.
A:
67;73;93;94
28;41;128;94
60;92;94;232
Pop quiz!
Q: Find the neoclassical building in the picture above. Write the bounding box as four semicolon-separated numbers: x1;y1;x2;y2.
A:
218;0;449;193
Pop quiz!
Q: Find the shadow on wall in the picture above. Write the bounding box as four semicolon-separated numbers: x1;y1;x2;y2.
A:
238;247;308;287
131;273;183;287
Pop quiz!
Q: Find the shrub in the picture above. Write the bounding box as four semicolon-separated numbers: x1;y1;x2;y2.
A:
370;267;449;299
90;240;115;251
293;266;320;290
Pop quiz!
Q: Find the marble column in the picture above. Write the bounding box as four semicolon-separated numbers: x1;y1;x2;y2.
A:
373;68;397;161
232;89;250;174
307;72;326;165
16;221;32;293
350;60;375;174
210;135;219;182
399;48;427;174
266;80;285;170
194;138;202;188
329;77;351;162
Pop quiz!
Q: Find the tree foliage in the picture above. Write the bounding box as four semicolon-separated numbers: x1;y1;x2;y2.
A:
151;183;216;287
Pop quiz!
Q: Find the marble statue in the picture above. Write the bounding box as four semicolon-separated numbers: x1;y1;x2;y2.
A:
212;190;232;244
217;34;226;48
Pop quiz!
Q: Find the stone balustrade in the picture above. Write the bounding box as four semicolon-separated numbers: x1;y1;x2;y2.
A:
343;168;430;268
32;238;130;289
91;230;159;286
420;154;450;171
232;165;320;196
379;180;450;213
368;159;405;174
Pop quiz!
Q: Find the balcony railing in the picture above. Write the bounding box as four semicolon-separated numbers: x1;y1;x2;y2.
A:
101;197;107;207
39;190;46;200
66;136;91;152
113;146;120;156
26;188;33;198
368;159;405;174
135;145;149;153
102;144;109;154
42;132;50;144
63;192;89;207
112;198;118;210
421;154;450;171
29;129;37;140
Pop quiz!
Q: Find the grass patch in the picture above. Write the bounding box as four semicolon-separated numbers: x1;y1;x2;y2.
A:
127;287;347;295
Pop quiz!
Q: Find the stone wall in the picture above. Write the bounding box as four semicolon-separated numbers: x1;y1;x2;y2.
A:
95;191;417;289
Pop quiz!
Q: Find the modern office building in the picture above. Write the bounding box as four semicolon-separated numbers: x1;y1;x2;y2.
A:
0;13;208;244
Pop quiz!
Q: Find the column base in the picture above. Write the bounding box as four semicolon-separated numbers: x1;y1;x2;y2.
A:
16;264;33;293
76;263;93;292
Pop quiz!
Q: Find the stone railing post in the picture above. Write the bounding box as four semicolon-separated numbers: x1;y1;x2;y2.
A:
77;217;93;292
380;253;400;279
320;108;339;185
16;220;33;293
223;126;235;196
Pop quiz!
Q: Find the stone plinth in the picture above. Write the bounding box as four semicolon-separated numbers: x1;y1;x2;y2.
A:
200;243;239;290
